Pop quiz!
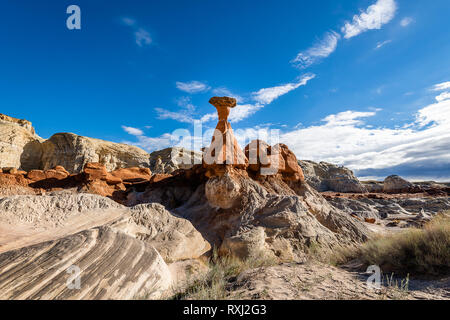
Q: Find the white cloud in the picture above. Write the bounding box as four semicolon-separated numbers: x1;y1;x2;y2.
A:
229;104;264;123
321;110;377;126
120;17;152;47
155;107;194;123
135;28;152;47
200;113;217;123
176;81;211;94
432;81;450;91
375;39;392;49
341;0;397;39
122;126;143;136
400;17;414;27
252;74;315;105
436;92;450;102
292;31;340;69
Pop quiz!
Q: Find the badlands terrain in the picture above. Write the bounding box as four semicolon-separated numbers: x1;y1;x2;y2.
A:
0;104;449;300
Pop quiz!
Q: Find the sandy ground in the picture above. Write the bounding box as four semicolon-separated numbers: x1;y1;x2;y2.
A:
229;261;450;300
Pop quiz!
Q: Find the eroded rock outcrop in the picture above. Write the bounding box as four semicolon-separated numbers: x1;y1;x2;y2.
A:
127;165;371;262
0;114;43;171
40;133;151;173
0;163;148;202
150;147;202;174
0;226;172;300
383;175;416;194
299;160;367;193
245;140;305;182
0;192;211;299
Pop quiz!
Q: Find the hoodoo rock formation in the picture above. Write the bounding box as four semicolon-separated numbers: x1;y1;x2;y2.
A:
204;97;248;173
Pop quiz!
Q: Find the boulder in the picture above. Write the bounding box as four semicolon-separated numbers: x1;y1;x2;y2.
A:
299;160;367;193
383;175;414;193
205;171;242;209
110;167;151;183
83;162;108;181
275;144;305;182
244;141;305;182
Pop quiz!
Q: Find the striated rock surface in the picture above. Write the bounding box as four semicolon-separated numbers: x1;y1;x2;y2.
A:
0;114;43;171
0;226;172;300
124;203;210;262
40;133;150;173
299;160;367;193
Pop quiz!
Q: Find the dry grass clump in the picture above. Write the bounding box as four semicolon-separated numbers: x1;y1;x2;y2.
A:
328;213;450;277
358;213;450;276
171;250;277;300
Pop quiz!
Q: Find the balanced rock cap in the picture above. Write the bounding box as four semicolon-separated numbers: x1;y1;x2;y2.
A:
209;97;237;108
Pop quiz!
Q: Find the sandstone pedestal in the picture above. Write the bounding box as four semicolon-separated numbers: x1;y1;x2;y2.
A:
203;97;248;177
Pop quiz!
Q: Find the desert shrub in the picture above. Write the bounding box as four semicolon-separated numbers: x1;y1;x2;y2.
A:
171;249;277;300
353;213;450;276
358;213;450;276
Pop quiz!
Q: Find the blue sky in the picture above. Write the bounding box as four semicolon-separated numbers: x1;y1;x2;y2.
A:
1;0;450;180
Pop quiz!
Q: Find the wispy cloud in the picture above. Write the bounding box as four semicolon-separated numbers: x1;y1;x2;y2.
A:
252;74;315;105
121;17;136;26
341;0;397;39
121;125;144;136
121;17;152;47
400;17;414;27
155;107;194;123
135;28;152;47
375;39;392;49
292;31;340;69
291;29;338;72
432;81;450;91
176;81;211;94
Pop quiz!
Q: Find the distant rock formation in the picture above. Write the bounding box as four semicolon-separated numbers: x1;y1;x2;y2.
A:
0;113;43;171
41;133;151;173
383;175;420;194
149;147;202;174
0;114;151;173
299;160;367;193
